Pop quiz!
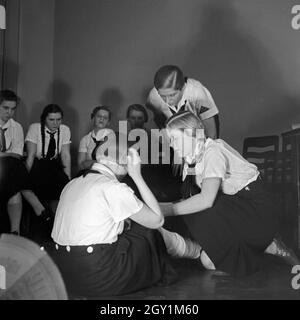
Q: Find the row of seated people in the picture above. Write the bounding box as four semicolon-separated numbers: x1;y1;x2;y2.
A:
0;90;181;239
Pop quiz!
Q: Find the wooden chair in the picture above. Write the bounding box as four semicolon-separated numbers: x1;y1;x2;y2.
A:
242;135;280;185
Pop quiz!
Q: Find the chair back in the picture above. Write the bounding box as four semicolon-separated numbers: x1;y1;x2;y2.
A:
242;135;279;184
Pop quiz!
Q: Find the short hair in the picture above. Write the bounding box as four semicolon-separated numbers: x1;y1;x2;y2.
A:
166;111;205;137
91;106;112;120
40;104;63;124
154;65;185;91
126;104;148;122
0;89;19;105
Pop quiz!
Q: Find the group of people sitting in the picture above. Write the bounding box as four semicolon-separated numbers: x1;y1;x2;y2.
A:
1;65;299;298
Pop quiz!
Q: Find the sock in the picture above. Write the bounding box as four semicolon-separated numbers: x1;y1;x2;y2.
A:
159;227;201;259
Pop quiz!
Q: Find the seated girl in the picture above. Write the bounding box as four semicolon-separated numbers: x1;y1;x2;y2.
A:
50;132;200;297
0;90;52;235
25;104;71;215
77;106;114;173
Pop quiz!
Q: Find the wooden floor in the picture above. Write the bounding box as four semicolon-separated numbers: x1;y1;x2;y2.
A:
70;254;300;301
3;203;300;300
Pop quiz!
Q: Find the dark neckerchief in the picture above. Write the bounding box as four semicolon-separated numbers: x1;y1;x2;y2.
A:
180;162;201;199
169;100;187;115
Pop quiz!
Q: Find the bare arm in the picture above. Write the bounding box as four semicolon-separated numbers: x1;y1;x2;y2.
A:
127;148;164;228
130;203;164;229
161;177;221;216
60;144;71;179
25;141;37;171
202;117;217;139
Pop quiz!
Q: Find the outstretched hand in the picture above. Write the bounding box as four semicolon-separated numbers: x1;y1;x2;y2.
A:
127;147;142;180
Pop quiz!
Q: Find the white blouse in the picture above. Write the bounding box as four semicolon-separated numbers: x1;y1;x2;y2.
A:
183;138;259;195
25;123;71;159
0;119;24;156
78;128;114;157
147;78;219;121
51;163;143;246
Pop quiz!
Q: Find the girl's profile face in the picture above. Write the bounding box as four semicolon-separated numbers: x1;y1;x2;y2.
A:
45;112;62;132
167;128;195;160
158;88;183;107
94;109;110;129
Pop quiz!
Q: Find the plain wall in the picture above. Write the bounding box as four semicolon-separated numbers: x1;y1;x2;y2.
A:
3;0;300;157
17;0;55;130
2;0;55;130
52;0;300;152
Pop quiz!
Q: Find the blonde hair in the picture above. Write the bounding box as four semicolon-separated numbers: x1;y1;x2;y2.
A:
166;111;205;137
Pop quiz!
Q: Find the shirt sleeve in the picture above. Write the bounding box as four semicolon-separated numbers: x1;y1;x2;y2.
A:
10;123;24;156
25;123;39;144
202;146;227;180
194;85;219;120
103;183;144;222
61;125;71;145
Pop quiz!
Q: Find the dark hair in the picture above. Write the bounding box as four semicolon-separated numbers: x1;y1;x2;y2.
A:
0;89;20;105
40;104;63;159
154;65;185;91
90;106;112;120
126;104;148;122
40;104;64;124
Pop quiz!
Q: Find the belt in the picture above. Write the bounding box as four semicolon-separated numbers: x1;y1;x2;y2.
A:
54;243;102;254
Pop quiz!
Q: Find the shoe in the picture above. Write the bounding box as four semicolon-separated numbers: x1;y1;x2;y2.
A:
10;231;19;236
272;238;300;266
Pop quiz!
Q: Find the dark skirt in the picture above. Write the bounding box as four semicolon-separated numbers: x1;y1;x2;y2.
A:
166;179;279;277
47;222;177;297
29;158;69;201
0;157;31;205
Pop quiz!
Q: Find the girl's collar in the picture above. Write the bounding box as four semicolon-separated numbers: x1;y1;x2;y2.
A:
185;137;212;165
92;162;117;179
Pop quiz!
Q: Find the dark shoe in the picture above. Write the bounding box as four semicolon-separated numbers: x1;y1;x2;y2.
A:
10;231;19;236
272;238;300;266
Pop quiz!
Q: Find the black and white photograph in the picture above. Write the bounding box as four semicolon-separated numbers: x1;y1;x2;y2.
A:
0;0;300;305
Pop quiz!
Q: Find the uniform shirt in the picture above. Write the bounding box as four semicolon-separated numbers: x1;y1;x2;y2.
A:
147;78;219;121
25;123;71;159
0;119;24;156
51;163;143;246
79;128;114;157
183;138;259;195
